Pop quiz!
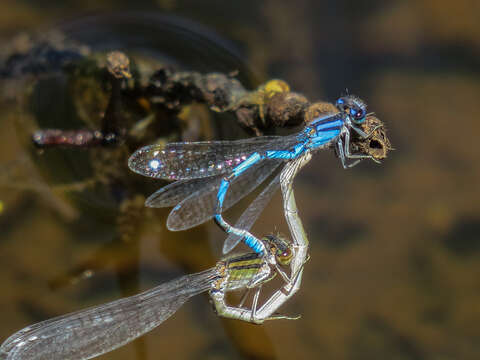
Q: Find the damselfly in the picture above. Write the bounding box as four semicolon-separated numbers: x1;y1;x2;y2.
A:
129;95;380;256
0;234;296;360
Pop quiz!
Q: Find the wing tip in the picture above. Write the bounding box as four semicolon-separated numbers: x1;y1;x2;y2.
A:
128;144;158;171
166;223;182;231
166;213;184;231
222;237;241;254
222;243;232;255
144;191;157;207
166;213;204;232
127;150;142;172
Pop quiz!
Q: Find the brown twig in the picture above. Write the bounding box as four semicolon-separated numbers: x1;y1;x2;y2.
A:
31;50;392;160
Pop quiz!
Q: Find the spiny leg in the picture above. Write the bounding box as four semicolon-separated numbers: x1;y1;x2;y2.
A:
210;288;261;323
343;128;380;165
238;288;251;308
274;263;292;283
336;137;355;169
211;274;301;324
350;123;382;139
250;287;261;322
210;274;271;324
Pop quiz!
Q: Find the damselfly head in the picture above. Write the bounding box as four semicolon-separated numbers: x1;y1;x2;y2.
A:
336;95;367;125
263;234;293;266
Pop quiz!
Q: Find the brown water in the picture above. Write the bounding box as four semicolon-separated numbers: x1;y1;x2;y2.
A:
0;1;479;359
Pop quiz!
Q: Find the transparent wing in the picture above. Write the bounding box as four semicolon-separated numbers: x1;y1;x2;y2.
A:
166;159;283;231
146;175;221;208
1;269;217;360
222;172;282;254
128;134;301;180
128;136;280;180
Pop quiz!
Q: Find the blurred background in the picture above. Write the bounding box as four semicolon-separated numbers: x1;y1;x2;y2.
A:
0;1;479;359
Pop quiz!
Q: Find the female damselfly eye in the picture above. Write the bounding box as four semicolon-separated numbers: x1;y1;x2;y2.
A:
276;247;293;266
263;234;293;265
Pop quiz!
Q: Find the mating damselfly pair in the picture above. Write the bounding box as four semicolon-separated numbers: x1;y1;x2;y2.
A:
128;94;382;259
1;94;389;360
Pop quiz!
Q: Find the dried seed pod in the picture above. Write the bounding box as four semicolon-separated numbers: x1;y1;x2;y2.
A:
351;115;392;161
304;102;338;123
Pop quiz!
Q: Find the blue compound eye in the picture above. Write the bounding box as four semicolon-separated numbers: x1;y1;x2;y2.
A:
352;109;366;124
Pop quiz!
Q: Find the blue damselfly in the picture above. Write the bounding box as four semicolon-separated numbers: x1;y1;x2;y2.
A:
128;95;381;255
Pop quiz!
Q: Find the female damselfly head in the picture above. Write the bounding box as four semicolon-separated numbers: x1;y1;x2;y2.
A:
336;95;367;125
263;234;293;266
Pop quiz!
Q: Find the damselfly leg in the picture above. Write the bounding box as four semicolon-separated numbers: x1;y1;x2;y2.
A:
335;116;385;168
